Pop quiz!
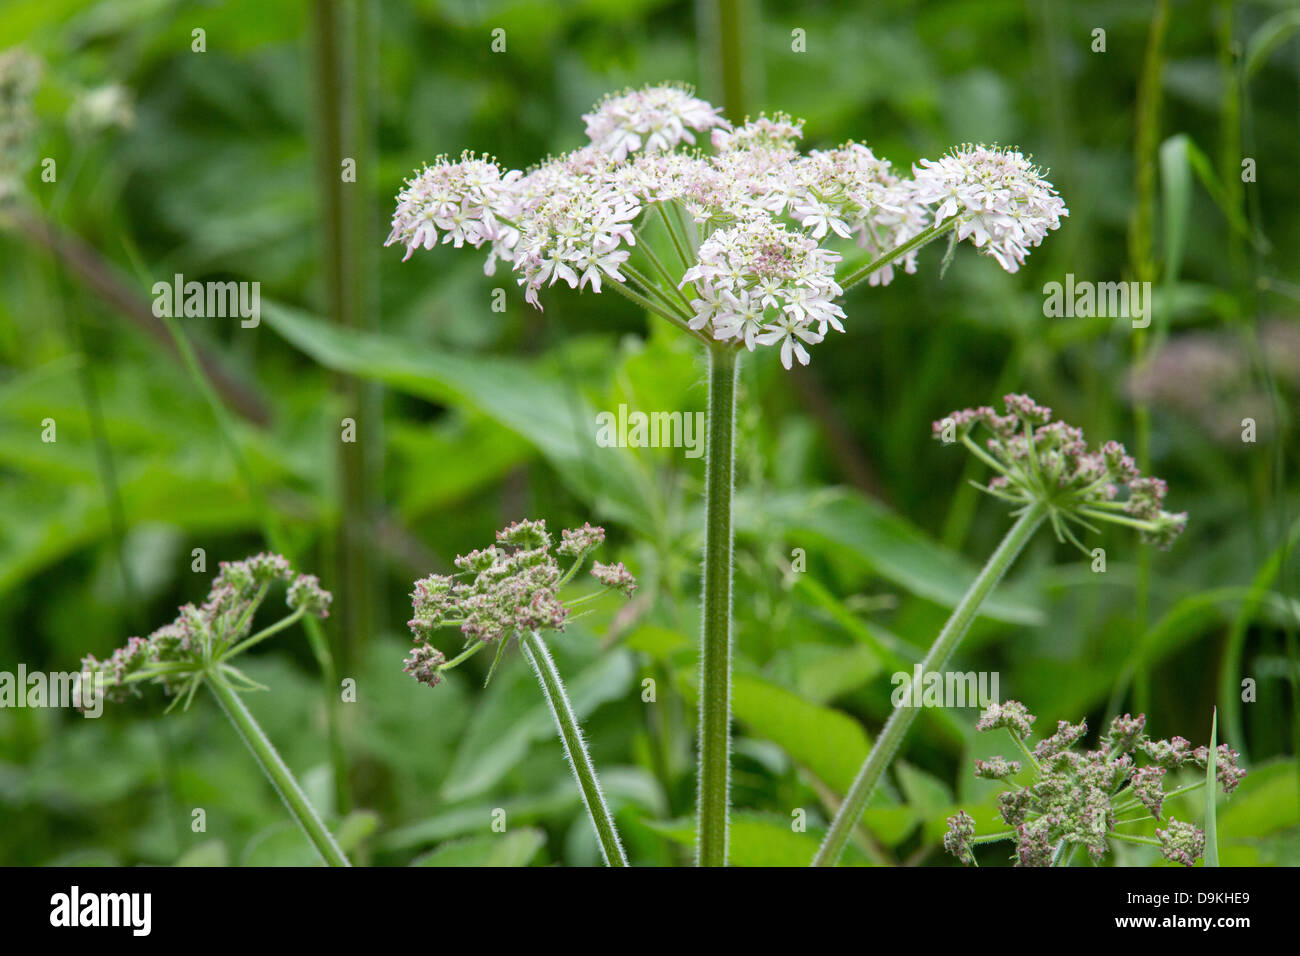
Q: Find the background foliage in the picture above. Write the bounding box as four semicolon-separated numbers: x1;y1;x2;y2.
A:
1;0;1297;866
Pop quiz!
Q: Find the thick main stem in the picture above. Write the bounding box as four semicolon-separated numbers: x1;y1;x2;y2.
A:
697;344;739;866
206;675;351;867
521;631;628;866
812;502;1047;866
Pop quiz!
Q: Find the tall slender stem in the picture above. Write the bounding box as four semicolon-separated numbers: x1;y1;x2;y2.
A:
521;631;628;866
812;502;1048;866
697;344;739;866
206;675;350;867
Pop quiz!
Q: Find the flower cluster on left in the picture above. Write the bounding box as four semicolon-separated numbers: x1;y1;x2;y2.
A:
81;553;332;711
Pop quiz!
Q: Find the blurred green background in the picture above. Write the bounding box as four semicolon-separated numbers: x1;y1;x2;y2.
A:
1;0;1297;866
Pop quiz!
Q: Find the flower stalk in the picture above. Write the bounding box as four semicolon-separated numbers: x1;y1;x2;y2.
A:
207;672;350;867
812;501;1048;866
522;630;628;866
697;343;739;866
402;520;635;865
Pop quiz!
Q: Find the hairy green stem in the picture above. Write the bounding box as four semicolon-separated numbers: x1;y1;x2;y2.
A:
697;344;739;866
521;631;628;866
206;675;350;866
812;502;1048;866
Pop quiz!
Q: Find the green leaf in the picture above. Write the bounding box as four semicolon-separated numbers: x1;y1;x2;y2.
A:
896;761;953;820
1244;9;1300;79
441;643;635;801
175;840;229;867
409;828;546;866
1159;135;1193;287
734;488;1043;625
335;809;381;855
261;301;653;531
645;813;875;866
721;672;872;795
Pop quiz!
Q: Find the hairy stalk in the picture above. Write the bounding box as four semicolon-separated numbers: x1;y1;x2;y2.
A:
813;502;1048;866
697;344;739;866
206;674;350;867
521;631;628;866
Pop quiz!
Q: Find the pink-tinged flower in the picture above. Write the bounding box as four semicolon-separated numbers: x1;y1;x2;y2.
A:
404;521;635;688
937;394;1188;551
591;560;638;597
387;88;1069;374
911;144;1067;273
582;83;729;161
1156;820;1205;867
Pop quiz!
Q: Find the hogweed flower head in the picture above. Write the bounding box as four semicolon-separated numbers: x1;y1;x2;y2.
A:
935;393;1188;551
581;83;728;161
945;704;1244;867
911;144;1067;273
1156;820;1206;867
943;810;976;865
79;553;331;709
388;83;1066;369
404;519;637;689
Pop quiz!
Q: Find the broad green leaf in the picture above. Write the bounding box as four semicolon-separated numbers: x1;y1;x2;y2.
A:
441;642;635;801
410;828;546;867
645;813;875;866
717;671;872;795
175;840;229;867
734;488;1043;625
261;302;653;532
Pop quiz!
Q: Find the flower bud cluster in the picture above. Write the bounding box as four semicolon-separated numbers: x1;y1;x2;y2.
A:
935;393;1188;550
80;553;331;703
943;705;1244;867
404;519;636;688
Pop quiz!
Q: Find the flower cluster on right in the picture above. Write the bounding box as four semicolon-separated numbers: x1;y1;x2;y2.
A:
944;705;1245;867
935;393;1188;550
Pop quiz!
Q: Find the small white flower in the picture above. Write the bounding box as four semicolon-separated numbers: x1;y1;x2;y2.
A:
755;313;824;370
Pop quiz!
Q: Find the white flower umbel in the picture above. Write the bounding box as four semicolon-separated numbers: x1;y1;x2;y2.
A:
386;84;1068;370
911;144;1068;273
387;84;1070;867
